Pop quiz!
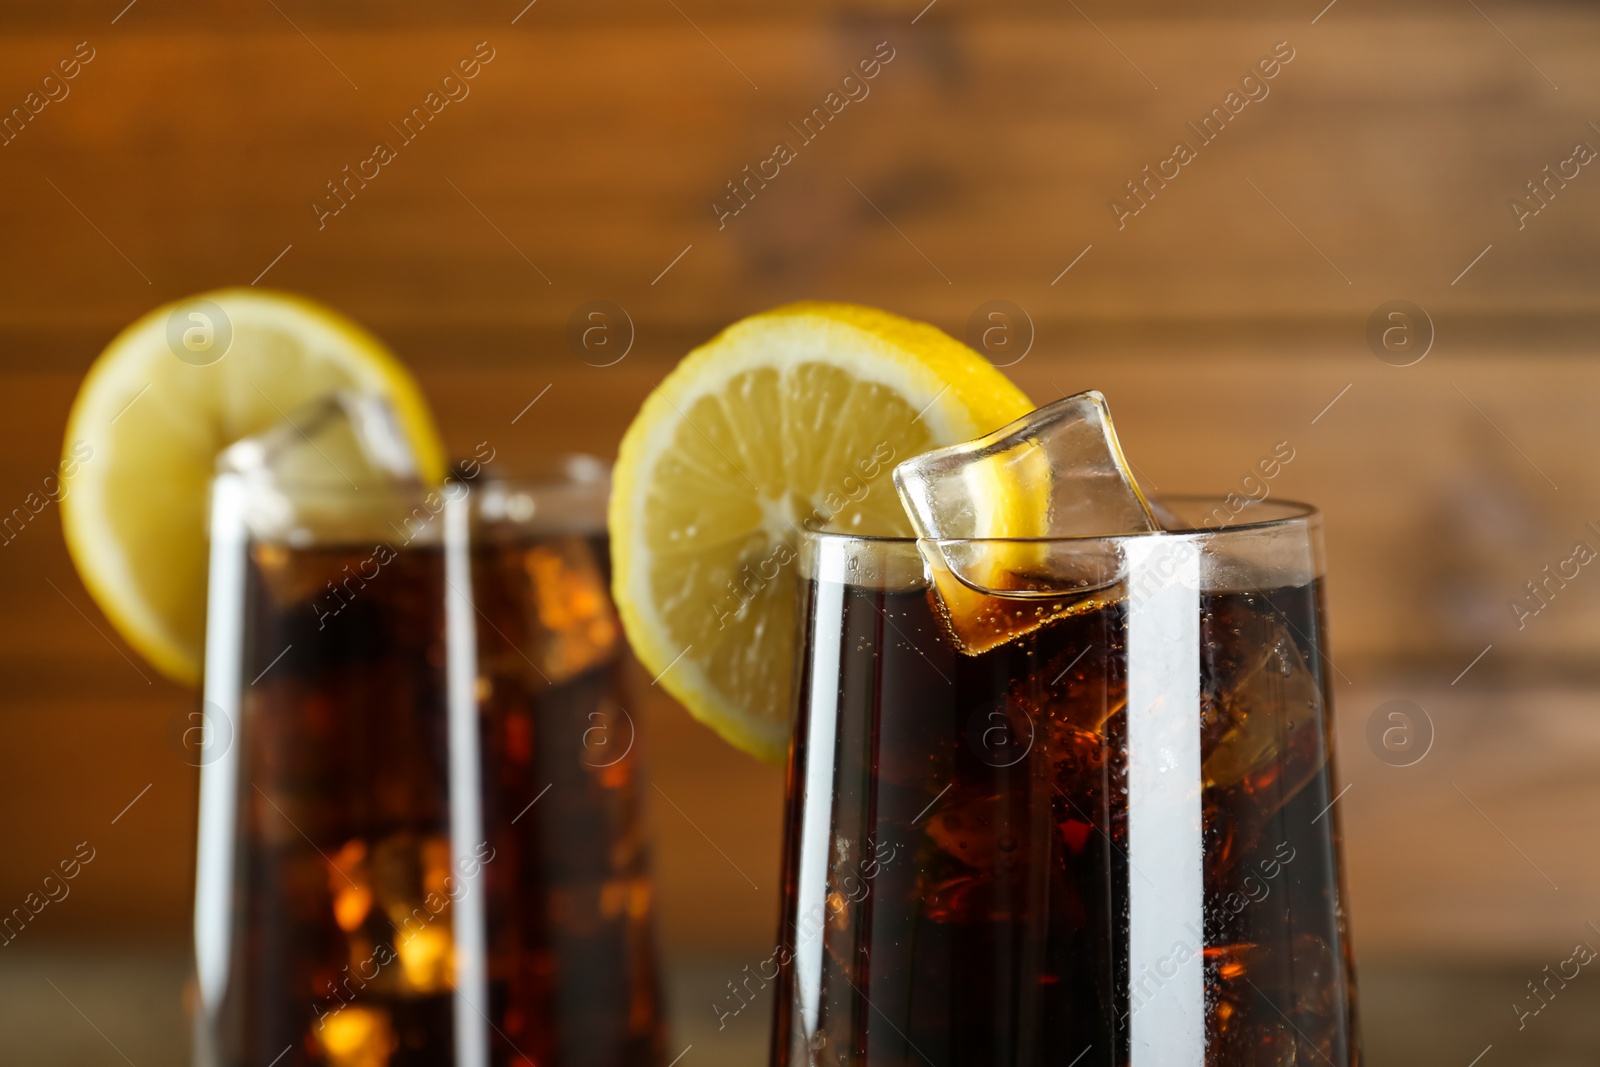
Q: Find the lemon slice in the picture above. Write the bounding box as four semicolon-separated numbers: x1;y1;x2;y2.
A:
60;289;445;685
608;301;1033;762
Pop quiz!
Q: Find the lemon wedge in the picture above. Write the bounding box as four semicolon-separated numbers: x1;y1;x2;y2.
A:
608;301;1032;761
60;289;445;685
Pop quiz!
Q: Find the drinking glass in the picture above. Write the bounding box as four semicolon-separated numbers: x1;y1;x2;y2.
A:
771;498;1358;1066
190;463;664;1067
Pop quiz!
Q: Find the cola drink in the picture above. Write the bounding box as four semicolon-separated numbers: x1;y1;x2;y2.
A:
771;510;1359;1067
199;492;664;1067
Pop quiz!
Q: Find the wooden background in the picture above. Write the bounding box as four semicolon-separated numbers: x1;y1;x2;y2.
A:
3;0;1600;1061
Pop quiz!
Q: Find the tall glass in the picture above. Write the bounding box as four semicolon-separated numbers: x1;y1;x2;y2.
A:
191;466;664;1067
771;499;1358;1066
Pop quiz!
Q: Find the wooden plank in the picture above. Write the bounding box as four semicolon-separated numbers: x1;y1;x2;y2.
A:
0;9;1594;340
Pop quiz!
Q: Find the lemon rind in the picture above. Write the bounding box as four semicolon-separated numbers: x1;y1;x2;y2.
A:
609;301;1033;762
59;288;444;685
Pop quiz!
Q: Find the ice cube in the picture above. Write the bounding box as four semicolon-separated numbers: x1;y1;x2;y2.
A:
893;390;1158;542
1207;935;1341;1064
520;538;619;679
892;392;1157;652
217;391;429;546
219;390;422;487
1199;604;1324;801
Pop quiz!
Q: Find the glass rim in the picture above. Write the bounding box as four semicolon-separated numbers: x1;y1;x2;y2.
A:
211;473;608;494
214;462;612;543
802;495;1320;546
209;460;611;502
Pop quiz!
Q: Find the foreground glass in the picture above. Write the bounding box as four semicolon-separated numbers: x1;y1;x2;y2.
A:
192;469;663;1066
772;499;1358;1067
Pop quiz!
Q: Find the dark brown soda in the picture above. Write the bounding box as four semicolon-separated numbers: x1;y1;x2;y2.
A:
213;533;663;1067
771;576;1358;1067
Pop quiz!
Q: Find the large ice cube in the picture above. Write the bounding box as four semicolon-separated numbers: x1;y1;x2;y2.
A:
474;532;622;685
220;390;422;485
891;392;1158;652
893;391;1159;542
218;391;429;546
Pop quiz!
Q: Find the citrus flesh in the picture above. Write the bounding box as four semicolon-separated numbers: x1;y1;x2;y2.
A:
60;289;445;685
608;302;1033;762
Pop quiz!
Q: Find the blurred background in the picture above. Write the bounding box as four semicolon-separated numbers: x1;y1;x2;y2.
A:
4;0;1600;1062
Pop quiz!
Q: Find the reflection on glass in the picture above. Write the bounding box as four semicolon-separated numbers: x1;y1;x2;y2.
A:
772;500;1359;1067
194;471;663;1067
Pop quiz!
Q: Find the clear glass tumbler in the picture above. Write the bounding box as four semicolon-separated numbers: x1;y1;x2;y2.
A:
771;498;1358;1067
191;465;664;1067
